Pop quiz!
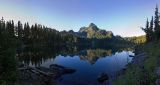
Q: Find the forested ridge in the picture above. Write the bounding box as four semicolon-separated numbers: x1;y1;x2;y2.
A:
0;17;78;47
0;17;144;49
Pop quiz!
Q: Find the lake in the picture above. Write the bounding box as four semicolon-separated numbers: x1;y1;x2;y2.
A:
17;48;134;85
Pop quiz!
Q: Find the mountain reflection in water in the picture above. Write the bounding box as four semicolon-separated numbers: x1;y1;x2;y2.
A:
17;47;134;85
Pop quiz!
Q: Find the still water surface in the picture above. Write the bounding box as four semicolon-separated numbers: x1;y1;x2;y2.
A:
18;48;134;85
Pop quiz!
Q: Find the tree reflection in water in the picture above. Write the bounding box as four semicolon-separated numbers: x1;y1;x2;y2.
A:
17;46;133;67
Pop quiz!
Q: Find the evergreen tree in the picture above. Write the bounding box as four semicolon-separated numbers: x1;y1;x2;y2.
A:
154;5;160;39
0;17;79;47
6;21;14;37
142;19;150;42
23;22;30;44
150;16;154;31
149;16;154;41
11;20;15;37
0;17;17;85
0;17;5;34
17;21;23;40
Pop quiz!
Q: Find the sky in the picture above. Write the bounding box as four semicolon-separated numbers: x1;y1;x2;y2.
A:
0;0;160;37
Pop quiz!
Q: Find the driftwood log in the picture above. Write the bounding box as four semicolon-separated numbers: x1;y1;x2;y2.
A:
18;64;76;85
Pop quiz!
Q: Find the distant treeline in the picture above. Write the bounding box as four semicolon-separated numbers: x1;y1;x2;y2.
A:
124;35;146;44
0;17;142;48
0;17;78;47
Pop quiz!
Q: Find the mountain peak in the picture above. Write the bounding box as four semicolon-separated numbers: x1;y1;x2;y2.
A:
88;23;99;31
89;23;96;27
77;23;113;38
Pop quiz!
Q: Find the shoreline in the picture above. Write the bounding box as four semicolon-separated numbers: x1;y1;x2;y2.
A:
114;43;160;85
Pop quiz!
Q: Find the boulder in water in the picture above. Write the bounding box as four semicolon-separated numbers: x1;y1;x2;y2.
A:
97;73;109;83
129;55;135;57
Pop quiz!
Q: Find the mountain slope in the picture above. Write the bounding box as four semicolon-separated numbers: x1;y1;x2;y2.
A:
77;23;113;39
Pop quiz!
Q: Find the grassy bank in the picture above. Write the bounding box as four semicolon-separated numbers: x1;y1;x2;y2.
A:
114;42;160;85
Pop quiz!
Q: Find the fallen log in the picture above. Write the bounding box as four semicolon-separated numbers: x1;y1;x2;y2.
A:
18;66;53;77
19;64;76;79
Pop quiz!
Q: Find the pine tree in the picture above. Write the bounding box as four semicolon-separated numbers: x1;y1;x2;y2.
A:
154;5;160;39
149;16;154;41
17;21;23;40
23;22;30;39
6;20;15;37
142;19;150;42
23;23;30;44
11;20;15;37
0;17;5;34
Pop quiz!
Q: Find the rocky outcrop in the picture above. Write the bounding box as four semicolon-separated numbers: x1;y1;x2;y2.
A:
60;23;114;39
78;23;113;38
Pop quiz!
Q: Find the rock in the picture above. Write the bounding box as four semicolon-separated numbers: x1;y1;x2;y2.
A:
97;73;109;83
155;67;160;77
77;23;113;38
129;55;134;57
156;79;160;85
49;64;76;75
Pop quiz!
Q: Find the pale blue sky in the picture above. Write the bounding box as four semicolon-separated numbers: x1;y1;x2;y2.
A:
0;0;160;37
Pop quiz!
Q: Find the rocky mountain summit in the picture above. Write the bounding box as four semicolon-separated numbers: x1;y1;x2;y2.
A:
76;23;113;39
